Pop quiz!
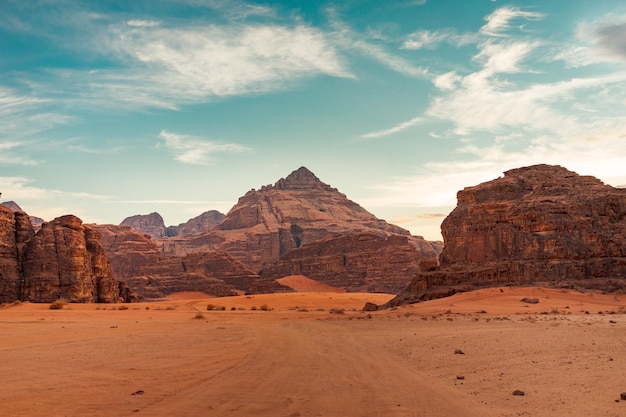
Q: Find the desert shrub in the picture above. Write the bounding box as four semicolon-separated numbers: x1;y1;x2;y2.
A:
250;306;257;310
165;305;176;311
118;305;129;310
193;312;205;320
231;306;236;311
329;308;345;314
49;300;65;310
259;304;269;311
145;306;150;310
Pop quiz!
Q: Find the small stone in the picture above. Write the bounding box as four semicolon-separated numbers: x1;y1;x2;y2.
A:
512;390;525;396
454;349;465;355
620;392;626;401
456;375;465;380
520;298;539;304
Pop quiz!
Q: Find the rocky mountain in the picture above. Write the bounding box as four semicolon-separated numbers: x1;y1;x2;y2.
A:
120;212;167;239
92;224;289;300
1;201;45;231
157;167;441;280
260;232;441;293
0;206;131;303
166;210;225;237
386;164;626;307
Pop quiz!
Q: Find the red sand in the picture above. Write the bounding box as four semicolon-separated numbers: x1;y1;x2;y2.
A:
1;287;625;417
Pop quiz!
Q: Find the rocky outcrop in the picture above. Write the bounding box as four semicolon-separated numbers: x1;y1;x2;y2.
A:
260;232;441;293
166;210;225;237
157;167;440;274
0;206;32;301
387;164;626;307
120;212;167;239
92;224;289;300
15;215;132;303
1;201;45;231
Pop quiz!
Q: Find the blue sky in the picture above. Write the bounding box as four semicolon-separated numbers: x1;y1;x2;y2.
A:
1;0;626;240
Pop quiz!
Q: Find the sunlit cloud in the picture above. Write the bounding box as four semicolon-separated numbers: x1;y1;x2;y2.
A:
158;130;250;165
480;6;545;37
402;29;477;50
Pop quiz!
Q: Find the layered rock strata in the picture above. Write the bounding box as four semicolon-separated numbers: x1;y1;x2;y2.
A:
157;167;441;275
260;232;441;293
92;224;289;300
387;165;626;307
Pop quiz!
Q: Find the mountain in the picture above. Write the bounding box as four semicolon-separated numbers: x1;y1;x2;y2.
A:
386;164;626;307
1;201;45;231
260;232;440;294
157;167;441;279
0;206;131;303
120;212;167;239
91;224;289;300
166;210;225;236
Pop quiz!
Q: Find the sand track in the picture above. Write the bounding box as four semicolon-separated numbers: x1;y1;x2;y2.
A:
1;288;625;417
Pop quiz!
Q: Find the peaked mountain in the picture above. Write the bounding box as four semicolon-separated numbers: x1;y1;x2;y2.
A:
157;167;440;274
386;164;626;307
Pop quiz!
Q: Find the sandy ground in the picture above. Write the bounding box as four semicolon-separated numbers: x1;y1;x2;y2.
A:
1;287;626;417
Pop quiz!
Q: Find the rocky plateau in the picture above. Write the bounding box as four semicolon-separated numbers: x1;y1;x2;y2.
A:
386;164;626;307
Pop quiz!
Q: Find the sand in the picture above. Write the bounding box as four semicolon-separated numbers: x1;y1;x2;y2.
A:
1;287;625;417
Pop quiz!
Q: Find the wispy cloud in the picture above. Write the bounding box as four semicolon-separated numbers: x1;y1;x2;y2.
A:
360;116;423;139
68;144;126;154
158;130;250;165
480;6;545;37
402;29;477;50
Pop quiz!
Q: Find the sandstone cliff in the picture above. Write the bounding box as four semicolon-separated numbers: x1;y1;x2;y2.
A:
167;210;225;237
157;167;440;277
387;164;626;306
0;209;132;303
260;232;441;293
120;212;167;239
1;201;45;231
92;224;289;300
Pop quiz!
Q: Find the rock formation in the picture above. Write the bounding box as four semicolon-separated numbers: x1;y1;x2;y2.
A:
1;201;45;231
120;212;167;239
260;232;441;293
92;224;290;300
0;208;132;303
157;167;441;276
166;210;225;237
387;164;626;306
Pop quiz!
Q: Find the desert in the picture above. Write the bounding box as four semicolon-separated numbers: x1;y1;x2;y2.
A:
2;287;625;417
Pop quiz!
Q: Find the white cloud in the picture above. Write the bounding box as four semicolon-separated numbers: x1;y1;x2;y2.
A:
480;6;545;37
360;116;423;139
402;29;477;50
158;130;250;165
94;22;352;106
126;19;159;27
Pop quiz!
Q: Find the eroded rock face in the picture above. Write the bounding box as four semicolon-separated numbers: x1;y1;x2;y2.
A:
387;164;626;306
20;215;131;303
120;212;167;240
166;210;225;237
157;167;439;273
0;206;32;302
92;224;289;300
1;201;45;231
260;233;442;293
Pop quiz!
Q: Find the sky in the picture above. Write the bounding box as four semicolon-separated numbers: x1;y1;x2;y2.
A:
1;0;626;241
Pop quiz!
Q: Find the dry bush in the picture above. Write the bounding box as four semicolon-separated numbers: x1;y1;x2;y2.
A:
193;312;205;320
49;300;65;310
329;308;345;314
118;305;129;310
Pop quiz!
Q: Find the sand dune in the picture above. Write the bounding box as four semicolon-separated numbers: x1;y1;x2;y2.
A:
1;288;625;417
277;274;346;293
